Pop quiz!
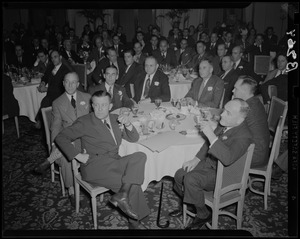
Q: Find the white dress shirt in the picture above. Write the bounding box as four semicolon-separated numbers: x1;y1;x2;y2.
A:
140;72;156;100
52;63;62;75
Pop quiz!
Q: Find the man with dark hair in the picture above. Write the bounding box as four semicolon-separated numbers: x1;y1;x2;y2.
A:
32;48;50;74
112;34;125;57
175;38;196;66
8;44;33;68
88;65;134;111
152;39;177;68
185;59;224;108
133;42;148;66
92;47;126;85
55;90;150;229
60;39;83;65
232;76;270;168
143;34;159;56
118;49;143;98
169;98;252;230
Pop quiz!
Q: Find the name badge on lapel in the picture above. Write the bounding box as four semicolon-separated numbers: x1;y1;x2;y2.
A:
154;81;160;86
207;87;213;91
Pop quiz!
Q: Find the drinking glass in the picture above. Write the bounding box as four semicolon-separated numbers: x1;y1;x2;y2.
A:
169;119;178;130
176;100;181;110
131;105;139;117
189;68;194;74
171;98;176;107
148;120;155;133
154;98;162;109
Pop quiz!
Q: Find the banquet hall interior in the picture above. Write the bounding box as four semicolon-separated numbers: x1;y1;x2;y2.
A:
2;2;297;237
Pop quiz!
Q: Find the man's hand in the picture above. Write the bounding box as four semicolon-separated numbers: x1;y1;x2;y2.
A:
198;120;218;144
139;98;151;103
182;157;200;172
74;149;89;164
37;82;48;93
118;114;131;127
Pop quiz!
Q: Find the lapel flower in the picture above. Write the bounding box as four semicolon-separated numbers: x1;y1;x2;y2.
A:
80;101;86;105
222;136;228;140
238;66;244;69
118;90;123;100
207;86;213;91
154;81;159;86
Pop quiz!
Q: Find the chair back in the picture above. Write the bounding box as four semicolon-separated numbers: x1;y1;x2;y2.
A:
254;55;271;75
41;106;53;154
266;116;284;173
268;85;277;99
72;157;81;176
218;88;225;109
73;64;87;91
267;96;288;133
214;144;255;200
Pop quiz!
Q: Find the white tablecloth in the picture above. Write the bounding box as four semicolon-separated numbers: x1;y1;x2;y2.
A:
116;102;205;191
13;82;46;123
169;80;192;100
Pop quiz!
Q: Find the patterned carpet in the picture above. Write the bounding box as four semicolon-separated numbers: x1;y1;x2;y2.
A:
2;116;288;236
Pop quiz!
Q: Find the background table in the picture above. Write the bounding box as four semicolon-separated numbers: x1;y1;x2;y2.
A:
13;82;46;123
117;102;205;191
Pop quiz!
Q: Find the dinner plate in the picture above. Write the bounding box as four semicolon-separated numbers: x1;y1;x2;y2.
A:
166;113;186;121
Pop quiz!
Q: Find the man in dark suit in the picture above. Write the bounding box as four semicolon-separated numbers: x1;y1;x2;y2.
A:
223;31;234;55
32;48;50;74
88;66;134;111
169;98;252;229
112;34;125;58
152;39;178;68
143;35;159;56
133;42;148;66
35;50;71;128
133;56;171;103
60;39;84;65
168;27;181;51
118;49;143;98
185;59;224;108
218;55;239;106
207;32;221;56
55;90;150;229
182;28;196;48
264;27;278;52
116;25;127;45
86;35;107;67
233;76;270;168
9;44;33;69
175;38;196;66
92;47;126;85
33;72;91;206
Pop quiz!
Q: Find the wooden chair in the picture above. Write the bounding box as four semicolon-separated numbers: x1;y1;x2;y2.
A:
73;64;88;91
248;116;284;209
2;115;19;138
183;144;255;229
41;107;65;196
265;85;278;114
267;96;288;135
72;159;110;229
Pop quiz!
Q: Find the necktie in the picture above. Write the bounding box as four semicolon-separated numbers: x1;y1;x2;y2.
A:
18;57;22;63
143;76;151;98
217;127;227;136
162;53;166;59
211;43;214;49
103;120;111;130
220;72;225;79
109;86;113;98
233;62;236;70
71;95;76;108
197;80;205;100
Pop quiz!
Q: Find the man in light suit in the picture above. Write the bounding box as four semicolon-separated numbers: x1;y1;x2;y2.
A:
118;49;144;98
169;98;252;229
232;76;270;168
33;72;91;205
88;65;134;112
133;56;171;103
55;90;150;229
185;59;224;108
218;55;239;106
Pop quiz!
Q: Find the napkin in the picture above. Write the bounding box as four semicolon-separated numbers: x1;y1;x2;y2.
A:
138;131;187;152
31;78;41;84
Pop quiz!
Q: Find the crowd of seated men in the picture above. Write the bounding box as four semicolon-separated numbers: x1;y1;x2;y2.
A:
4;20;288;229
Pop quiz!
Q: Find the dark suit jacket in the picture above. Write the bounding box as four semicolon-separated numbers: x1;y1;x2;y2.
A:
133;70;171;103
41;63;71;105
86;46;107;66
188;52;212;71
92;57;126;85
2;74;20;117
60;49;84;64
206;41;218;56
113;44;125;58
143;43;158;56
219;69;239;105
55;113;139;184
9;54;33;69
233;58;262;84
246;96;270;168
152;48;178;68
117;62;144;98
168;35;181;50
32;60;51;74
175;47;196;66
259;74;288;103
196;121;252;169
224;41;234;54
88;83;134;111
185;75;224;108
182;36;196;48
134;53;148;66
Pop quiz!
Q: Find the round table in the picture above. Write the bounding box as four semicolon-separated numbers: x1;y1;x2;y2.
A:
13;81;46;123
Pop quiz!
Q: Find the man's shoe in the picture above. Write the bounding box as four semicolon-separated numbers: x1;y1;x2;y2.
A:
185;214;212;230
272;164;283;180
169;205;196;217
109;193;138;220
33;160;51;175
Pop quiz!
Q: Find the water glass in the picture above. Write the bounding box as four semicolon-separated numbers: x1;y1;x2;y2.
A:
171;98;176;107
131;105;139;117
169;119;178;130
154;98;162;109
